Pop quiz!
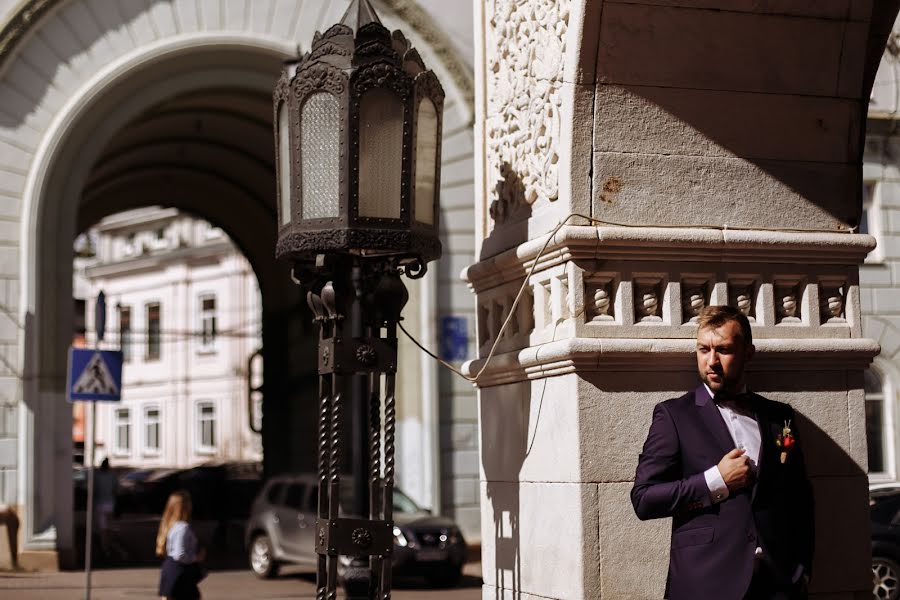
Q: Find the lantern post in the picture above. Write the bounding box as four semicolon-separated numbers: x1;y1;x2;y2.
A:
273;0;444;596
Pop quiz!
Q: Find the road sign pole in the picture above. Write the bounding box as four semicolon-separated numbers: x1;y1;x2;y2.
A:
84;399;95;600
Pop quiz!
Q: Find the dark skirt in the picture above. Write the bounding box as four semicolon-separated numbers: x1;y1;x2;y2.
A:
158;556;202;599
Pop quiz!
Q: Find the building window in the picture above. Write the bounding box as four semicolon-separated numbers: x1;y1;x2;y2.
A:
866;369;887;475
114;408;131;455
146;302;161;360
119;306;132;362
198;294;217;351
196;401;216;453
862;182;884;263
144;406;160;453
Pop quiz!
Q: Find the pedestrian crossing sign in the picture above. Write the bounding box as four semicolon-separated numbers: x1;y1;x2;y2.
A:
67;348;123;402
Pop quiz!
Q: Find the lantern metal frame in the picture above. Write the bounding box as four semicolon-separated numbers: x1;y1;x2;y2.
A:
274;8;445;272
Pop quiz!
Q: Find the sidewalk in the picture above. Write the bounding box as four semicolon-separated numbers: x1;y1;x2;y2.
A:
0;563;483;599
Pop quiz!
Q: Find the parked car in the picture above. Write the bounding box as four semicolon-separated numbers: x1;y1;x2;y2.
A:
245;474;467;587
871;484;900;600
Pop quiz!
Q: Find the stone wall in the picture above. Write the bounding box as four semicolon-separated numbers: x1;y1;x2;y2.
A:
473;1;897;597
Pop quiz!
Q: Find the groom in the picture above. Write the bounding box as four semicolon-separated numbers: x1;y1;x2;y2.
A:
631;305;814;599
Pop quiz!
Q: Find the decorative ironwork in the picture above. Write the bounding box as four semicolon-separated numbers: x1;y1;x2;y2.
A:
274;0;444;268
277;2;443;597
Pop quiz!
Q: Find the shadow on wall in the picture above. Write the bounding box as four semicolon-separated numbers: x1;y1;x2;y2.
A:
589;0;900;231
477;163;534;599
0;1;154;130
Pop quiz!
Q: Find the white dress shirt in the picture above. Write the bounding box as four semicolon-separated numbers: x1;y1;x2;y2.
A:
702;384;760;502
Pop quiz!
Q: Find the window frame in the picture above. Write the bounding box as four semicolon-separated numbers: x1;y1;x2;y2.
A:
119;305;133;363
113;407;131;457
195;400;216;455
197;292;218;353
867;362;897;483
143;405;161;456
145;301;161;361
862;181;885;264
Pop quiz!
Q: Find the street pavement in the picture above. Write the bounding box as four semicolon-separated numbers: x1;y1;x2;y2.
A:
0;563;483;599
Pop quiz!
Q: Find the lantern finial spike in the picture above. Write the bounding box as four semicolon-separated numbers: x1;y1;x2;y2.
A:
340;0;382;31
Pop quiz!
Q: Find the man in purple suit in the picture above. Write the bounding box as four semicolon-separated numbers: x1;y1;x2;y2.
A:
631;305;814;599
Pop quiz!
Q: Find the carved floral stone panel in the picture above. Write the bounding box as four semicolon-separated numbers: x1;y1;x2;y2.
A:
485;0;570;225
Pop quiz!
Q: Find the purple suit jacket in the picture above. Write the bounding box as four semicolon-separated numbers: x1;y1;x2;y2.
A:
631;386;814;600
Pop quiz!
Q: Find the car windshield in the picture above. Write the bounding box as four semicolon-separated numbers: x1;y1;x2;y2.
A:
307;482;424;515
392;488;421;514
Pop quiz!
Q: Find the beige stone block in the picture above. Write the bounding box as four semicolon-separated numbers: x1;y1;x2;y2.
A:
173;0;202;32
596;4;846;97
846;380;867;473
837;22;868;99
598;482;669;600
480;377;584;483
808;476;871;595
751;372;860;478
599;0;860;20
591;151;856;230
561;82;597;215
578;372;697;482
148;1;179;37
594;85;858;163
481;481;600;599
481;586;559;600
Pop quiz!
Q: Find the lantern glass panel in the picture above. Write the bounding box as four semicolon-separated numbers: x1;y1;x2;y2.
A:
414;99;437;225
301;93;341;219
359;88;403;219
277;102;292;226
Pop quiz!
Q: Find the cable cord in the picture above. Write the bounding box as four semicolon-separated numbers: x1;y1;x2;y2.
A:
399;211;862;383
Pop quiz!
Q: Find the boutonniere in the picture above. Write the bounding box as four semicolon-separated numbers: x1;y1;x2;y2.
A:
775;420;795;464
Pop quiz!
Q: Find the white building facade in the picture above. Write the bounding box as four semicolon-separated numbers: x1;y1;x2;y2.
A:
862;20;900;487
74;207;263;469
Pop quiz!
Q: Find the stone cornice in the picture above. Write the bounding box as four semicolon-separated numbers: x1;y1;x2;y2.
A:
463;226;876;292
462;338;881;387
84;240;233;278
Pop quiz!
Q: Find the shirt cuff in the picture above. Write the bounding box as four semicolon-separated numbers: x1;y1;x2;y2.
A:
704;466;729;503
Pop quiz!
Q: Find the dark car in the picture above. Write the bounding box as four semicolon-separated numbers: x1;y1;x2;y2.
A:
871;484;900;599
245;474;467;587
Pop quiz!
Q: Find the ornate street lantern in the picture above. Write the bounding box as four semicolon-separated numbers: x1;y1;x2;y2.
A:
274;0;444;276
272;1;444;598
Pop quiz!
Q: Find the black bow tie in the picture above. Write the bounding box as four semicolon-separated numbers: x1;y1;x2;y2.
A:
714;392;754;413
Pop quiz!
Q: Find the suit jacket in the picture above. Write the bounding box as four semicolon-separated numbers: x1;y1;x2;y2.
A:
631;386;814;600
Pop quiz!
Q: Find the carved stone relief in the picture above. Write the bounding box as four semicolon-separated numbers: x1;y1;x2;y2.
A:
728;279;757;323
485;0;570;224
775;281;803;324
820;283;846;323
589;282;614;322
681;279;710;324
635;279;663;323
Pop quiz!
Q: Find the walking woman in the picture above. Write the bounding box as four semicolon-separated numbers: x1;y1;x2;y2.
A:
156;490;205;600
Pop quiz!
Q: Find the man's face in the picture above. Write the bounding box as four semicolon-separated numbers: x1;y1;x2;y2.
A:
696;320;754;395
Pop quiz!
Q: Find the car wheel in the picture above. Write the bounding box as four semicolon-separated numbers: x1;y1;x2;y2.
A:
874;556;900;600
425;564;463;588
249;534;279;579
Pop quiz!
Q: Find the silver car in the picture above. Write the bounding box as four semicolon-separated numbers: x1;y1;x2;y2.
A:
245;474;467;587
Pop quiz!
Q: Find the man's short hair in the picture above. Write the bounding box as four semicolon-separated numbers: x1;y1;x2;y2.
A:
696;305;753;345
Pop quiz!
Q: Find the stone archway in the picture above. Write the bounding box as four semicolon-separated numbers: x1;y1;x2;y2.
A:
0;0;474;565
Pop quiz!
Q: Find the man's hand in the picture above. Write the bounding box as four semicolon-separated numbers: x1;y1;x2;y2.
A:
717;448;753;492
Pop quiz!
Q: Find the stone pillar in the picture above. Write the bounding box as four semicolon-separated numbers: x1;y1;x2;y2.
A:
471;2;900;598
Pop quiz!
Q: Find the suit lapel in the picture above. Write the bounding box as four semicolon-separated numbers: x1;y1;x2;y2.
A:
694;385;735;456
753;395;774;503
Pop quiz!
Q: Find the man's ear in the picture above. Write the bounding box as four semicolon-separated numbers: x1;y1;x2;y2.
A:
745;343;755;361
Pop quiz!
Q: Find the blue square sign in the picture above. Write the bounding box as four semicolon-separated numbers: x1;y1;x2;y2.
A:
440;316;469;362
67;348;123;402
